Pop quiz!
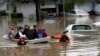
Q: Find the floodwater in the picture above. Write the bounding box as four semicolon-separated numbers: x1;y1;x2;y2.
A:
0;16;100;56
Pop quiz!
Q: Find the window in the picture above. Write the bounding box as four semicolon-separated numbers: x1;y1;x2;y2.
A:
69;10;76;14
72;25;91;30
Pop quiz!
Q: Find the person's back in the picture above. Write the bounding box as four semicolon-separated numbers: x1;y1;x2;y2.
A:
23;25;30;37
8;29;14;39
37;29;47;38
27;27;37;40
15;32;20;39
59;34;70;42
17;38;26;45
7;24;15;39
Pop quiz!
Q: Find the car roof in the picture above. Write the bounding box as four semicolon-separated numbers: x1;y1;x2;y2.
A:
66;24;92;30
68;24;91;26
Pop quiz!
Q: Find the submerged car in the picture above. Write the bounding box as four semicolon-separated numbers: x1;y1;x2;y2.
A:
92;22;100;27
92;22;100;30
67;9;89;17
62;24;98;39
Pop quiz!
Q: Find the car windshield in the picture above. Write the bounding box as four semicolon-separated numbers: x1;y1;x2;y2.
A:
76;10;85;14
72;25;91;30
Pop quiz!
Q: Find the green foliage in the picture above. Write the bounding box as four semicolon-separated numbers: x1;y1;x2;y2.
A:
0;11;8;16
11;13;23;18
64;1;74;12
11;13;23;22
40;11;47;20
75;0;85;4
96;0;100;4
64;0;85;12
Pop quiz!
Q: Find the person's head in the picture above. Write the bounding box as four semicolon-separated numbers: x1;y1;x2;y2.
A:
17;26;23;31
19;37;25;41
61;35;67;38
33;25;37;29
18;37;26;46
24;24;28;28
60;34;70;42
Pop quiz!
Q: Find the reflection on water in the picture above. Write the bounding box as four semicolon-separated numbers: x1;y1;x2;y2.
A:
0;16;100;56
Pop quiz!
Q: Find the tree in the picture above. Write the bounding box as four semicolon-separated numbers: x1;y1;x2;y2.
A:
75;0;85;4
64;0;85;13
64;0;74;13
96;0;100;4
34;0;40;22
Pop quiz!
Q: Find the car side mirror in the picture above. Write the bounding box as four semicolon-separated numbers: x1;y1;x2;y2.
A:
61;30;68;34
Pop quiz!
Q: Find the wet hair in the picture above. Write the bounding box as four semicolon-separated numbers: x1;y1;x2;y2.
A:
51;36;54;38
33;25;37;28
24;24;29;29
24;24;28;27
59;35;70;42
17;26;23;31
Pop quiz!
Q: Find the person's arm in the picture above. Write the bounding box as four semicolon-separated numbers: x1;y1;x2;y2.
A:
19;31;23;36
19;31;26;38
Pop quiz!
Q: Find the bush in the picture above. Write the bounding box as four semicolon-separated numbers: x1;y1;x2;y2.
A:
40;11;47;20
11;13;23;18
0;11;8;16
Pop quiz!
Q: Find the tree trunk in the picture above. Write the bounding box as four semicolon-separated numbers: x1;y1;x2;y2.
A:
92;0;96;11
34;0;40;22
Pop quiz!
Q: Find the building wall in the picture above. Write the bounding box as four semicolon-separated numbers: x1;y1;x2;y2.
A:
16;3;36;18
16;3;56;18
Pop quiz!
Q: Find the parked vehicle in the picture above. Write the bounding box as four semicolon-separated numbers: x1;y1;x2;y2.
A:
67;9;89;17
62;24;98;39
92;22;100;30
95;10;100;15
92;22;100;27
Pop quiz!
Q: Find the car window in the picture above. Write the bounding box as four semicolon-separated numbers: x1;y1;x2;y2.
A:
72;25;91;30
76;10;87;15
70;11;76;14
76;10;84;13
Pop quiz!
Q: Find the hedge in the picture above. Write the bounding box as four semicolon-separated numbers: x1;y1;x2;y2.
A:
0;11;8;16
11;13;23;18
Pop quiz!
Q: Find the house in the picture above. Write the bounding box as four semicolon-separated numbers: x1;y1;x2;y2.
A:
0;0;100;18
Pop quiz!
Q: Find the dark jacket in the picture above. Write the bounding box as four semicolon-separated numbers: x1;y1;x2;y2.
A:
22;28;29;37
27;29;37;40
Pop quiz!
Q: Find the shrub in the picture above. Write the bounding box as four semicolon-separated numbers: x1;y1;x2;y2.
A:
0;11;8;16
40;11;47;20
11;13;23;18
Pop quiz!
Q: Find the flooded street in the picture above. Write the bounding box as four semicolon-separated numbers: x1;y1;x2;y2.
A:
0;16;100;56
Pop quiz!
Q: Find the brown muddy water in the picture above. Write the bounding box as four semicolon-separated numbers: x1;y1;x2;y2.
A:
0;16;100;56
